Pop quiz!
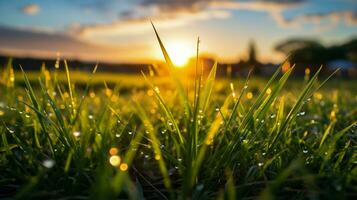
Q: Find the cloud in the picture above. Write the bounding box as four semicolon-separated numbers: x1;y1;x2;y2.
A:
211;0;301;10
278;11;357;29
139;0;214;13
73;0;307;38
141;0;304;13
71;0;356;38
74;9;230;37
0;26;143;62
73;0;223;37
209;0;306;28
21;4;40;15
209;1;357;30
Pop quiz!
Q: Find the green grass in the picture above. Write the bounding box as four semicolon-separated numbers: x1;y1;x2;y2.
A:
0;28;356;199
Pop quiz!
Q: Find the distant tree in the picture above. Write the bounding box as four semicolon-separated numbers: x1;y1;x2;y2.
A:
274;39;323;55
341;39;357;62
246;40;263;74
274;39;329;72
275;38;357;66
248;40;257;65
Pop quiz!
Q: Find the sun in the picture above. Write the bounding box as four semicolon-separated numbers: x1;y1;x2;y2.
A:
167;42;194;68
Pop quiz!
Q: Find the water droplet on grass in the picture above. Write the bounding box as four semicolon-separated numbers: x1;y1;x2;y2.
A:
43;159;55;168
7;128;15;133
196;184;204;191
297;111;305;116
154;87;160;93
73;131;81;137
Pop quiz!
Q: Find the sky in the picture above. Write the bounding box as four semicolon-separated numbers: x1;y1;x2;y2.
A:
0;0;356;64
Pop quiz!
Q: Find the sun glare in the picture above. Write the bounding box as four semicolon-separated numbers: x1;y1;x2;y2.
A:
167;42;194;68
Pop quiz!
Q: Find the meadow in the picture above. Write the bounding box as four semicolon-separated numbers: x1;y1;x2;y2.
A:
0;28;356;200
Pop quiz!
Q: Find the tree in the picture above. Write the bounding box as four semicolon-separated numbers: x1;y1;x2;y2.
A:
248;40;257;65
274;39;328;72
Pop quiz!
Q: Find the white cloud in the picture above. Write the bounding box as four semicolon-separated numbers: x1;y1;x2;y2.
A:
266;10;357;33
209;1;304;28
209;1;298;12
74;9;231;37
72;0;356;39
21;4;40;15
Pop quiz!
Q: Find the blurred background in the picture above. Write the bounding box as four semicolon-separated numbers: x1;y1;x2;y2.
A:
0;0;356;77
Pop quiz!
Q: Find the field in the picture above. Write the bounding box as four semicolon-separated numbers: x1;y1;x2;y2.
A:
0;33;356;200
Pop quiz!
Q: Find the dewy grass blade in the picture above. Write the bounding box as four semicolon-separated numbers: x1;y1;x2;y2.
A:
151;22;192;117
142;71;184;144
70;64;98;126
64;60;75;116
133;100;172;190
199;61;217;113
269;66;338;150
225;69;251;130
19;65;56;155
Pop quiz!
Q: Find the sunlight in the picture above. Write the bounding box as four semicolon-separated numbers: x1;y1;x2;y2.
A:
167;42;194;67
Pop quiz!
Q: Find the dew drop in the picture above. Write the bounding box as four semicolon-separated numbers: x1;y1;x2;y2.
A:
196;184;204;191
154;87;160;94
7;127;15;133
73;131;81;137
42;159;55;169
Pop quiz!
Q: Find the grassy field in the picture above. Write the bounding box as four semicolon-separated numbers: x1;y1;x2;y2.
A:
0;30;356;200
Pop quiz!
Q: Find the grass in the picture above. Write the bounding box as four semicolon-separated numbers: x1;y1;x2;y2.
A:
0;26;356;199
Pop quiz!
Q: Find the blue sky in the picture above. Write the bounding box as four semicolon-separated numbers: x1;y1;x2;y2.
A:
0;0;356;63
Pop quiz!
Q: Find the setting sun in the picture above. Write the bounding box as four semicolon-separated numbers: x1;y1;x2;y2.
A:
166;42;194;67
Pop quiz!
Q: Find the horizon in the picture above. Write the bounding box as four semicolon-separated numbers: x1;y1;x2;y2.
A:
0;0;356;65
